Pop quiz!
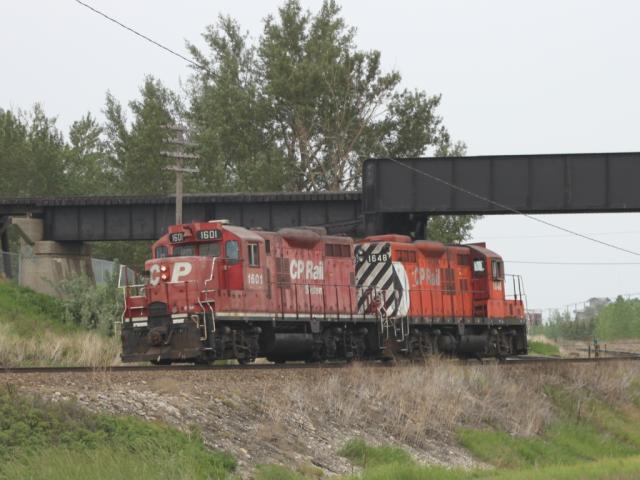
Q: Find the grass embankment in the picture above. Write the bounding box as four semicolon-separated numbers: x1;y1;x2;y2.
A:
255;362;640;479
0;384;236;480
0;280;119;367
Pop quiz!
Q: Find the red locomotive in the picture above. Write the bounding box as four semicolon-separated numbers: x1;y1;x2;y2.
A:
120;221;527;364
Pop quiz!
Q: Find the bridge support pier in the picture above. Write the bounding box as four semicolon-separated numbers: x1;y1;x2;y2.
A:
10;217;93;297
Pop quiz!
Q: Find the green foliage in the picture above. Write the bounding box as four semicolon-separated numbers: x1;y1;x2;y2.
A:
0;105;66;196
595;296;640;340
333;386;640;480
104;76;183;195
1;269;120;338
527;341;560;356
533;309;595;341
338;438;413;468
56;273;123;335
532;296;640;341
0;280;70;336
0;385;236;480
426;215;480;243
459;386;640;470
1;0;476;253
188;0;464;192
90;240;152;272
65;113;111;195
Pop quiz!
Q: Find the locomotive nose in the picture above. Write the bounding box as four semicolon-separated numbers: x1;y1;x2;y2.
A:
148;327;167;346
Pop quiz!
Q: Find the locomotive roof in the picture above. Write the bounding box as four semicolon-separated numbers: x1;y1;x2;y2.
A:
224;225;264;241
466;243;501;258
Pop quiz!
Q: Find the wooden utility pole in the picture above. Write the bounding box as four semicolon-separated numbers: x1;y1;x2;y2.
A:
162;125;199;225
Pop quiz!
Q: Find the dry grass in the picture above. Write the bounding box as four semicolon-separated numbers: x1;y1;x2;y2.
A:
0;322;121;368
261;360;640;450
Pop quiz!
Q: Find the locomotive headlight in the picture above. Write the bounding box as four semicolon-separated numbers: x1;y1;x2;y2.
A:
160;265;167;272
161;274;168;281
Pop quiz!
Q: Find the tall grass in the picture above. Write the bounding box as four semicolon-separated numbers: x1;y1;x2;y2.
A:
259;359;640;478
0;322;120;367
263;360;554;447
0;280;120;367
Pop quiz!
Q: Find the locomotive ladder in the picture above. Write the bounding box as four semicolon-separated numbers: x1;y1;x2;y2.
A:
197;293;216;341
197;258;218;344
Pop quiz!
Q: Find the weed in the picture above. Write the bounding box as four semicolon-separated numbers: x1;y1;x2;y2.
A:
339;438;413;468
527;340;560;357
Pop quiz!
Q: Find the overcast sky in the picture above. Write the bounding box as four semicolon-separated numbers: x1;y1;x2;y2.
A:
2;0;640;312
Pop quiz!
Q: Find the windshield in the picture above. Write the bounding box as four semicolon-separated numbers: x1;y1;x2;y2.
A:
173;245;195;257
200;243;221;257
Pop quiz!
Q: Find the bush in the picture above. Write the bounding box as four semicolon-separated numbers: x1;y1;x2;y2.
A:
532;310;595;341
57;272;123;336
595;296;640;341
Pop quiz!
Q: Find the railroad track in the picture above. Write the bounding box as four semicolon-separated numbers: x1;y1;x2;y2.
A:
500;354;640;365
0;362;359;374
2;354;640;374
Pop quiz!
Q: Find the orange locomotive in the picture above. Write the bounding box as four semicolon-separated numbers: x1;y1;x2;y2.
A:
120;221;527;364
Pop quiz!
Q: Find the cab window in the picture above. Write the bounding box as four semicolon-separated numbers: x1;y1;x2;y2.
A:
473;259;485;274
200;243;221;257
225;240;239;263
248;243;260;267
173;245;195;257
155;246;168;259
491;259;503;280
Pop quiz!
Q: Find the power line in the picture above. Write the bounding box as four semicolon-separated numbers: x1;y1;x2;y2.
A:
505;260;640;265
473;230;640;240
387;158;640;257
73;0;210;73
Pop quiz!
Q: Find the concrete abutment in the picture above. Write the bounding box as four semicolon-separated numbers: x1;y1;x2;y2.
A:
8;217;94;297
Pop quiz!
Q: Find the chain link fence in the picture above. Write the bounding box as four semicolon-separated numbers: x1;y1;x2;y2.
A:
1;252;126;286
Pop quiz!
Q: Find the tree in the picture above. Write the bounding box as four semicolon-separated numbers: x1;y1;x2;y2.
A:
188;18;289;192
0;109;29;196
104;76;182;195
90;77;183;268
188;1;464;192
188;0;477;241
0;105;66;197
65;113;111;195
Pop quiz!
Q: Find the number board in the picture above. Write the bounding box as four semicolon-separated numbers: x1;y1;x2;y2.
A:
196;229;221;241
169;232;184;243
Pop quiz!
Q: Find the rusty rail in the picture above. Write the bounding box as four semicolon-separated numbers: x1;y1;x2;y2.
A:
2;354;640;374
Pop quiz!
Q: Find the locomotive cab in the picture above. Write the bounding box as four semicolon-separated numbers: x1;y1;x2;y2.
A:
121;220;249;363
467;243;524;320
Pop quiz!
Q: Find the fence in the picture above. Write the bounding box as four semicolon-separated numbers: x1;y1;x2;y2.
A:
0;252;123;286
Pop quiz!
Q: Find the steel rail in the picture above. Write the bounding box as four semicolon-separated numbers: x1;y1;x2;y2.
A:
0;362;374;374
2;355;640;374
